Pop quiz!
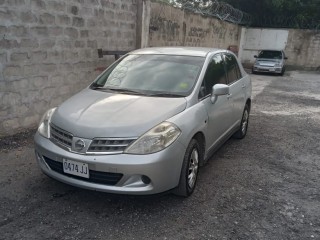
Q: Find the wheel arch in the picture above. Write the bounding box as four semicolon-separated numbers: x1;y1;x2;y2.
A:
246;98;251;111
192;132;206;166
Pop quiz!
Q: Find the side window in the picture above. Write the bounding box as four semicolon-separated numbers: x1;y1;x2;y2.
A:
199;54;227;98
224;54;242;84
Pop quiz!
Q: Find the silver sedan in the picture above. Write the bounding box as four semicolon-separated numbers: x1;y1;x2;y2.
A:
34;47;252;197
252;49;287;75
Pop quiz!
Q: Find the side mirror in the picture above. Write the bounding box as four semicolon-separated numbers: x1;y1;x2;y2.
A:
211;84;229;104
284;57;288;60
254;55;258;58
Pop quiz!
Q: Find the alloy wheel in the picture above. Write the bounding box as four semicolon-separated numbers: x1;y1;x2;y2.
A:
242;109;249;134
188;148;199;189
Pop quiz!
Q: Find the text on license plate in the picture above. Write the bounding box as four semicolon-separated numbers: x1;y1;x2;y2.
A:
63;159;89;179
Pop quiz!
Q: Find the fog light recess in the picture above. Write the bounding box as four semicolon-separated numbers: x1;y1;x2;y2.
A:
141;175;151;184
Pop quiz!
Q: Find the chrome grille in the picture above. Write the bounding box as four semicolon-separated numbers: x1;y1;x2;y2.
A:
88;138;136;153
50;124;73;148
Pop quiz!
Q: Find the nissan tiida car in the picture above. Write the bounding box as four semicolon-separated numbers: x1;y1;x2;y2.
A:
34;47;252;197
252;50;288;75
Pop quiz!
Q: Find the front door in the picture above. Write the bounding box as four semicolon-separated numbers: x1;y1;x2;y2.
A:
199;54;234;151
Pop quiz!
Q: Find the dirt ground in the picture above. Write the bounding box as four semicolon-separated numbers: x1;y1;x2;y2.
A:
0;71;319;240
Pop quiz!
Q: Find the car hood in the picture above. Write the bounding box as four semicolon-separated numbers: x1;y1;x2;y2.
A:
51;89;187;139
256;58;282;67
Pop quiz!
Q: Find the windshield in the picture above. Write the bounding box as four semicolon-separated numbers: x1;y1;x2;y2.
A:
258;50;282;59
91;54;205;97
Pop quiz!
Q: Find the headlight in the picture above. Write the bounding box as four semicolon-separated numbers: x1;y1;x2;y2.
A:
124;122;181;155
38;108;56;138
275;63;281;67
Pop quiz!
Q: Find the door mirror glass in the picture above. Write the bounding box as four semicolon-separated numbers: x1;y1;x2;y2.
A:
254;55;258;58
284;57;288;60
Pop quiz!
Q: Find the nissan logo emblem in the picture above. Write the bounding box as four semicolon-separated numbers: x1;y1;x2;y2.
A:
75;139;85;151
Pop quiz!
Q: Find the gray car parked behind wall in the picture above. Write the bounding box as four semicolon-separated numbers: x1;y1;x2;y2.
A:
34;47;252;197
252;50;287;76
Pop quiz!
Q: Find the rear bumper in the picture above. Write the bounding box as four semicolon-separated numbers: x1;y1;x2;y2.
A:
34;132;186;195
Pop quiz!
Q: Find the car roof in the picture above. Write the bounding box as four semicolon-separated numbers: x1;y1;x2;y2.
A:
130;47;224;57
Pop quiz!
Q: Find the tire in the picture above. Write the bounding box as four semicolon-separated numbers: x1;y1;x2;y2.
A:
173;139;200;197
233;104;250;139
280;67;285;76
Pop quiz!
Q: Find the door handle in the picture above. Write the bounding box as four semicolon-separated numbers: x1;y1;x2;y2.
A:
227;94;232;99
242;84;246;89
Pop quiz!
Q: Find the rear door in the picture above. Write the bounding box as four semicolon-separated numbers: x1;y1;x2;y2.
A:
223;53;246;126
199;54;234;150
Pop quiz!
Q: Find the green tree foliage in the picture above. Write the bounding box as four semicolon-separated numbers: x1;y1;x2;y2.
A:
223;0;320;26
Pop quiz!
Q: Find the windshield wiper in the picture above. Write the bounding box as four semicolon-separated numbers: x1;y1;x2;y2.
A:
91;86;105;90
91;85;142;95
106;88;144;95
92;86;184;97
149;92;185;98
91;86;118;93
90;82;107;90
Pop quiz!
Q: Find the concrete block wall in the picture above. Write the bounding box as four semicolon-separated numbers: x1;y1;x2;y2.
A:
148;2;241;49
285;29;320;70
0;0;137;136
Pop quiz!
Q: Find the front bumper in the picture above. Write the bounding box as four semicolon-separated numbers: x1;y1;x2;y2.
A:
253;66;282;73
34;132;186;195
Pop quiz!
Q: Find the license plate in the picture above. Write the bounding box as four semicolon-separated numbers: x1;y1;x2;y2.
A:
63;159;89;179
269;68;275;72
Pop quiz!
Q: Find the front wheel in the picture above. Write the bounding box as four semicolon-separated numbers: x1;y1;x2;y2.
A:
173;139;200;197
233;105;250;139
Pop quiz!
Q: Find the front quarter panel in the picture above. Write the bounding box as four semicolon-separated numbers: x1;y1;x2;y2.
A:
245;75;252;101
167;102;208;151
